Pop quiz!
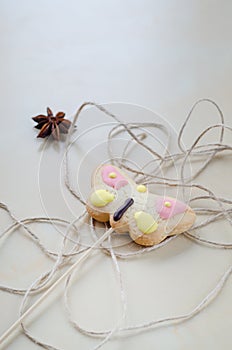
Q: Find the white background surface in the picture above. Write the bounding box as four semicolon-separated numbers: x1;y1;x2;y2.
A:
0;0;232;349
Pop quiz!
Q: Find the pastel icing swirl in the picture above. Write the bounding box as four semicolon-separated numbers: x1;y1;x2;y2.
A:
156;197;187;219
90;189;115;207
134;211;158;234
101;165;128;189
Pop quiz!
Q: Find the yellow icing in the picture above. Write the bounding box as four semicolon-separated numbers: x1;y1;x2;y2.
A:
164;201;171;207
134;211;158;234
109;172;117;178
90;190;115;207
136;185;147;193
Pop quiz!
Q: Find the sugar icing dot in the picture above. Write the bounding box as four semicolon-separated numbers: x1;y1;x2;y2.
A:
136;185;147;193
109;172;117;178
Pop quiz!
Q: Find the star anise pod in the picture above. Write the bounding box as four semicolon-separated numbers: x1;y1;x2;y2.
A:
32;107;72;140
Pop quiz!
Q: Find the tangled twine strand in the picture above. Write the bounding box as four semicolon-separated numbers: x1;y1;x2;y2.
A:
0;99;231;349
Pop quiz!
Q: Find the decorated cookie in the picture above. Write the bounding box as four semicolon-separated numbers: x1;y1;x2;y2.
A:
86;164;196;246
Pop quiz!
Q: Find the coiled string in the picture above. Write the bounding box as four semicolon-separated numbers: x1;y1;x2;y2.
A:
0;99;231;349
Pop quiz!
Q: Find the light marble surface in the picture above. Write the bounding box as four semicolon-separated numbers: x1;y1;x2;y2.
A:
0;0;232;349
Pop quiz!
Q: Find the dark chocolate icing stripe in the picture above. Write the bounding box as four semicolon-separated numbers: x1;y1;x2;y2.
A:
113;198;134;221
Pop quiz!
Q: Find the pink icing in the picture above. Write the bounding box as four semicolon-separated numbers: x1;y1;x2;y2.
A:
156;197;187;219
101;165;128;189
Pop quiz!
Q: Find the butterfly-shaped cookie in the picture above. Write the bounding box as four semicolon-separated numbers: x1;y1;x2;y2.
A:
86;164;196;246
